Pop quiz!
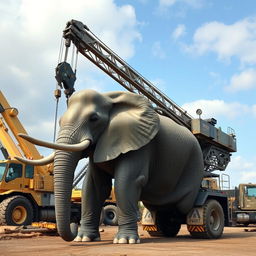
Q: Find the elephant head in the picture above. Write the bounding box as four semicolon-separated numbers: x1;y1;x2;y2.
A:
16;89;159;241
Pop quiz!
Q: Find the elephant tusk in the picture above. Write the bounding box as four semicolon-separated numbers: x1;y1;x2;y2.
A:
18;133;91;152
15;152;55;166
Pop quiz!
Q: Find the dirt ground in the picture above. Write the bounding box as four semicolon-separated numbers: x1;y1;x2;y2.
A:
0;225;256;256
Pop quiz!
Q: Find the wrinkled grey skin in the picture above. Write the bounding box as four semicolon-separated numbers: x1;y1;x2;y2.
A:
46;89;204;243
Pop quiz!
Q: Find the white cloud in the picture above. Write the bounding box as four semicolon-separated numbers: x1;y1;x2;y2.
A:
225;68;256;92
27;120;55;141
151;78;167;92
186;17;256;65
159;0;204;8
253;105;256;117
227;156;256;184
172;24;186;40
9;65;31;80
229;156;254;172
241;172;256;183
157;0;204;17
182;99;250;119
0;0;141;144
208;71;228;88
159;0;176;7
152;41;166;59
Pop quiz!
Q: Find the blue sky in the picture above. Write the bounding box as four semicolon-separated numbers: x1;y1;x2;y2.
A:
0;0;255;187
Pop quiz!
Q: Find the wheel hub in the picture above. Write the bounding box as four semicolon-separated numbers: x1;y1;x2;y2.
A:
12;206;27;224
210;209;220;231
107;212;114;220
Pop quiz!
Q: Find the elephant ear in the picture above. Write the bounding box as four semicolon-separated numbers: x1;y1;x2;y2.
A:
94;91;160;163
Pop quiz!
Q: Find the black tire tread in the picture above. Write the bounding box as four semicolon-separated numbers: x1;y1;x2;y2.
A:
0;195;33;226
156;212;181;237
103;204;118;226
189;199;224;239
148;230;163;237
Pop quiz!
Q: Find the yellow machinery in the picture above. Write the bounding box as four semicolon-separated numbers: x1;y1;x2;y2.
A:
224;183;256;226
195;176;256;226
72;187;118;226
0;90;118;226
0;91;81;225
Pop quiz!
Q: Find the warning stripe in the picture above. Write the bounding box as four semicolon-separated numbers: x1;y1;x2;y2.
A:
143;225;158;231
187;225;205;232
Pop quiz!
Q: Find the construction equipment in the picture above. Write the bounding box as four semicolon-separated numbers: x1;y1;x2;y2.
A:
0;91;81;226
57;20;236;172
224;183;256;226
72;187;118;226
196;175;256;227
0;90;118;226
201;176;256;226
55;19;237;239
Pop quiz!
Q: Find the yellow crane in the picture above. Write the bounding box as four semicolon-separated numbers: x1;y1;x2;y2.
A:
0;91;117;226
0;91;75;225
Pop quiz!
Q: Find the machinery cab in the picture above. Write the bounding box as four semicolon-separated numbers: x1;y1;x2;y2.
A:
0;159;34;194
238;184;256;211
201;177;219;190
0;159;54;194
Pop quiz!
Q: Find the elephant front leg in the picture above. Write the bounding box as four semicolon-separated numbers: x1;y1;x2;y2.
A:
114;151;149;244
74;163;112;242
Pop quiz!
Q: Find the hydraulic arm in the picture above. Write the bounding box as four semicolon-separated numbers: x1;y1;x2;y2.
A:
0;91;49;175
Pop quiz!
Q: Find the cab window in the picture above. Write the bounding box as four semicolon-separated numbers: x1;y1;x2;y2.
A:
0;163;7;181
25;165;34;178
247;187;256;197
5;163;22;182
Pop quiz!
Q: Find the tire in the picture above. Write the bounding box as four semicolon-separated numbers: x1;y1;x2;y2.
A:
0;195;33;226
147;230;163;237
99;208;104;225
103;204;118;226
189;200;224;239
156;211;181;237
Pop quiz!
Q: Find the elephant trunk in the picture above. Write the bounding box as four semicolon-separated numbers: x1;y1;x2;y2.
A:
54;149;81;241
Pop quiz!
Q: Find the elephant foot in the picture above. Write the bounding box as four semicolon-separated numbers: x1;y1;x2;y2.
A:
113;237;140;244
113;223;140;244
74;235;101;242
73;228;100;242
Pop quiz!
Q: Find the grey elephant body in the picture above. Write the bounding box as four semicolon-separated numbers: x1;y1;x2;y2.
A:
86;114;203;208
140;115;203;211
77;114;203;242
25;89;204;243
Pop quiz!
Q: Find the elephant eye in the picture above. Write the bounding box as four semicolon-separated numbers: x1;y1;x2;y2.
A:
89;113;99;122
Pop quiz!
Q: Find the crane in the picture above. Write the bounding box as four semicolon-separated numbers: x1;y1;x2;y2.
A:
52;19;239;239
0;91;85;226
55;20;236;175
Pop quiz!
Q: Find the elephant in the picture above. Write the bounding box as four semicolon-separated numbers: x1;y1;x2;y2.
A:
16;89;204;244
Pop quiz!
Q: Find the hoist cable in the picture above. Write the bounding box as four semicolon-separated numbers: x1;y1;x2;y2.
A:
74;49;79;75
53;37;65;142
71;43;75;69
53;97;59;142
58;38;64;66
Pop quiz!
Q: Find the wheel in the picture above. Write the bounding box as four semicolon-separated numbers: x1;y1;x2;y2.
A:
156;211;181;237
0;196;33;226
99;208;104;225
147;230;163;237
189;200;224;239
103;204;118;226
